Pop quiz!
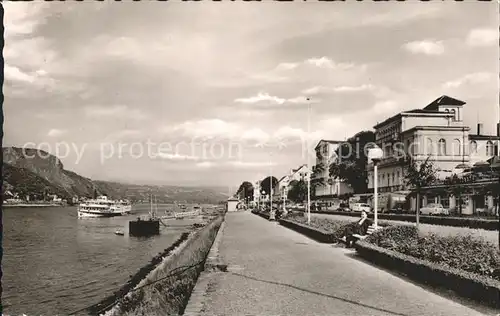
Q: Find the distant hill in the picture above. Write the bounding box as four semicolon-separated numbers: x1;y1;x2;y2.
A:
2;147;230;204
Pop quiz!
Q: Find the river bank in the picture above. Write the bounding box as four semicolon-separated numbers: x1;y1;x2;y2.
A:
2;204;198;315
3;203;65;208
99;214;225;316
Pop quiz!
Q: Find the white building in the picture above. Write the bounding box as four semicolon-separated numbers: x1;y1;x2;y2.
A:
312;139;353;199
273;165;310;202
253;180;261;202
367;95;500;195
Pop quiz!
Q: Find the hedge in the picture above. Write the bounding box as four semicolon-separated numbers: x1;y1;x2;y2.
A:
365;225;500;282
251;209;271;220
304;210;498;231
355;240;500;308
278;218;339;243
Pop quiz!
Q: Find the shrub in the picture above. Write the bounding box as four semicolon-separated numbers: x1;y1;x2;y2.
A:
365;225;500;282
355;241;500;309
284;214;352;238
285;213;393;239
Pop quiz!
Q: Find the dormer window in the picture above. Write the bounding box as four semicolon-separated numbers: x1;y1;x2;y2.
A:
450;109;456;121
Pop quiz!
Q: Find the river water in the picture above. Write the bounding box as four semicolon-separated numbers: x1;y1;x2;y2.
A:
3;204;205;315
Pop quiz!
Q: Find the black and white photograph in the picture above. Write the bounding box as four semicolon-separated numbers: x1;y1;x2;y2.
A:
1;1;499;315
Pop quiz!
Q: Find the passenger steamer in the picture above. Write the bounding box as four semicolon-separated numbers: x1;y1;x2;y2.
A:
77;196;131;218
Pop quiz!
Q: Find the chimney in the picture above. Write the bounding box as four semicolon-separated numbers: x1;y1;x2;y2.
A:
477;123;483;135
497;123;500;137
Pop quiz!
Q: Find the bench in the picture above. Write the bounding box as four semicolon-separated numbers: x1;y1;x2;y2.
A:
351;224;381;241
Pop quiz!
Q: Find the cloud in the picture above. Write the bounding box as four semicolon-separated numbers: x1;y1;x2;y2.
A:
302;84;377;95
403;40;444;55
3;1;496;188
466;28;497;47
196;161;215;168
305;57;355;69
234;92;314;107
235;92;287;105
275;62;299;71
443;72;495;88
83;105;146;119
47;129;66;137
372;100;399;114
241;128;270;143
4;64;37;83
3;2;47;38
168;119;241;139
159;153;200;161
246;56;367;86
228;161;277;168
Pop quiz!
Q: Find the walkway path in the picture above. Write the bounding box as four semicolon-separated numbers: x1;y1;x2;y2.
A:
190;211;497;316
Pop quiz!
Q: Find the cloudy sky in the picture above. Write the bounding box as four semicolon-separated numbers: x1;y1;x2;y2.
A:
3;1;498;188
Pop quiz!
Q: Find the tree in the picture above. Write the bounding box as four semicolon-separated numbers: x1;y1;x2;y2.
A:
311;165;325;198
329;131;376;194
287;180;308;203
404;156;438;228
260;176;278;196
236;181;254;202
445;174;470;216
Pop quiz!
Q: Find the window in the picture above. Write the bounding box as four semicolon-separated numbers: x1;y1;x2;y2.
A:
451;109;456;121
426;138;434;155
438;139;446;156
470;141;478;154
396;171;400;184
452;139;461;156
486;141;494;156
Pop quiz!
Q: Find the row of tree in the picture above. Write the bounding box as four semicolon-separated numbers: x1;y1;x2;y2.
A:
235;177;309;205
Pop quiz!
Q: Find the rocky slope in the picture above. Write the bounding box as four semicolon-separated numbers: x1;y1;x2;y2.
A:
2;147;229;204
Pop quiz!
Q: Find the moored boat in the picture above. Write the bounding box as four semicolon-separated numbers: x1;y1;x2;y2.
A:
116;200;132;214
115;229;124;236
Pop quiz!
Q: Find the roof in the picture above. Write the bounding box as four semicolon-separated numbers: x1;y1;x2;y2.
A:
291;164;307;173
469;134;500;141
314;139;344;150
373;96;465;129
374;110;454;130
401;126;470;134
227;197;239;202
404;109;445;114
278;175;288;183
423;95;466;111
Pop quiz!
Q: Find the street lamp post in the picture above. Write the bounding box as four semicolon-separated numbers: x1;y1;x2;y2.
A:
490;156;500;249
306;98;311;225
269;153;275;221
368;146;383;227
283;185;286;213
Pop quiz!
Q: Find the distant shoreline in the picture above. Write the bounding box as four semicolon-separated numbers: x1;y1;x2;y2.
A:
3;204;66;208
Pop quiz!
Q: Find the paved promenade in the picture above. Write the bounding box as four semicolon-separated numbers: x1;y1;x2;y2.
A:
192;211;497;316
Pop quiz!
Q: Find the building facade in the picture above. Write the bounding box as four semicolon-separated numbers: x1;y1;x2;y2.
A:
312;139;353;199
273;165;310;202
367;95;500;195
